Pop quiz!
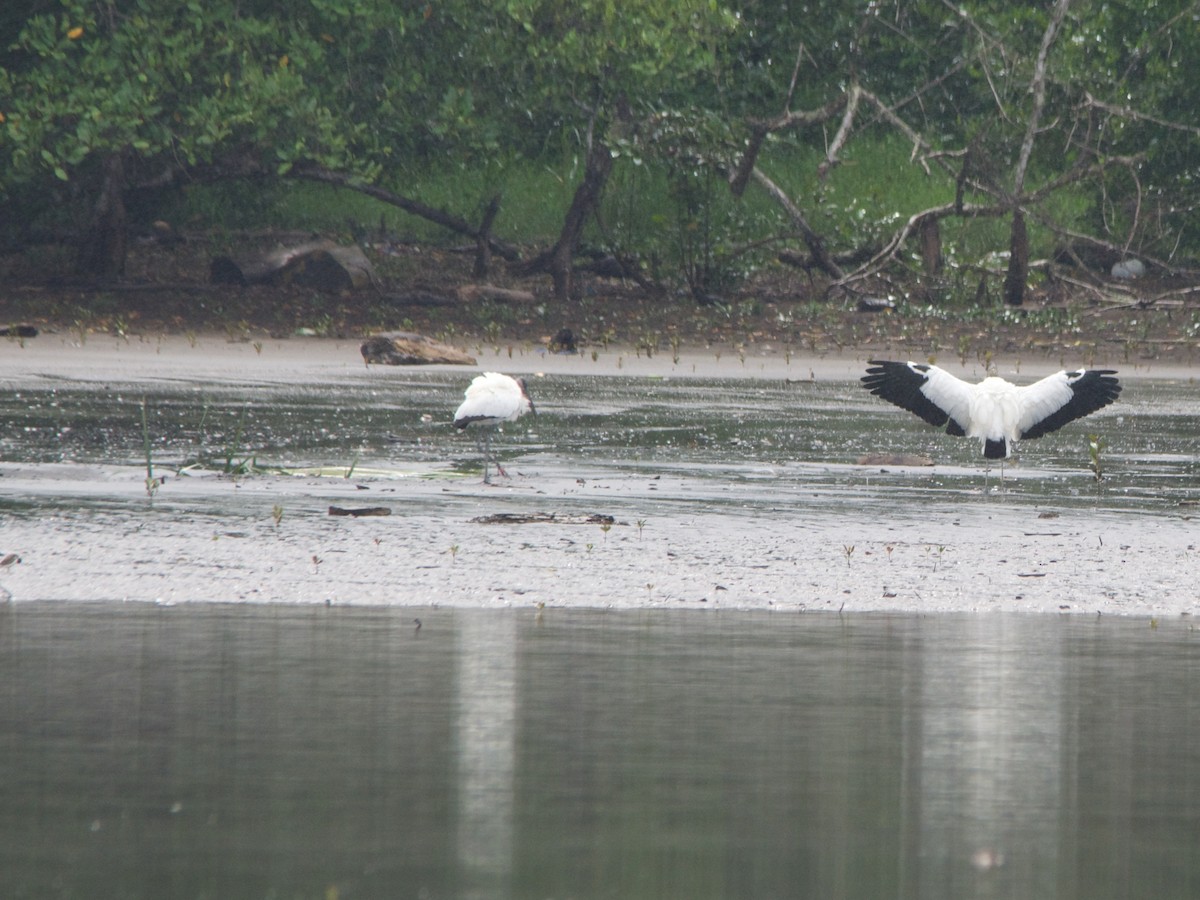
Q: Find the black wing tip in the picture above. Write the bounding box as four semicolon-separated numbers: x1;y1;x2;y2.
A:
862;359;917;384
1075;369;1123;402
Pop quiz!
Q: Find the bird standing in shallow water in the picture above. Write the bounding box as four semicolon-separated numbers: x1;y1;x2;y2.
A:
861;360;1121;460
453;372;535;483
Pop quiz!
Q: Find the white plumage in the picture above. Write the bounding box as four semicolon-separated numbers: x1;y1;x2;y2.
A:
453;372;535;482
862;360;1121;460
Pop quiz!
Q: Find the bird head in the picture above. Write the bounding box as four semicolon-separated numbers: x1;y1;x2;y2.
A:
516;377;537;415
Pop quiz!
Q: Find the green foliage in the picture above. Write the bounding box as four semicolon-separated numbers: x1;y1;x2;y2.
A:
2;0;1197;288
1;2;364;191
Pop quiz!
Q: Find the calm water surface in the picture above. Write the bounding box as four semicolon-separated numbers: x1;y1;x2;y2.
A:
2;603;1198;899
0;369;1196;514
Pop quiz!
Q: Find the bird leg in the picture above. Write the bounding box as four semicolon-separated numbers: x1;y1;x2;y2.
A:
489;428;510;479
981;457;1009;493
473;429;511;483
472;431;492;483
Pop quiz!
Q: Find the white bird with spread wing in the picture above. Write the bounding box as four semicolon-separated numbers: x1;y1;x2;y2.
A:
453;372;536;482
862;360;1121;460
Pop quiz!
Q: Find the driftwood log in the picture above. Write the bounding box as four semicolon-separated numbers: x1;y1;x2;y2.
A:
471;512;618;525
211;239;375;291
854;453;935;467
455;284;536;304
328;506;392;517
380;289;458;308
360;331;477;366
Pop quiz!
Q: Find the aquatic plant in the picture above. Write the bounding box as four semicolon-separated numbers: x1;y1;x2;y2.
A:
201;404;267;476
140;398;163;496
1088;433;1106;481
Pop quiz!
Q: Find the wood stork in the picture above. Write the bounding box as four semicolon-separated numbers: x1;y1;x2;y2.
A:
861;360;1121;460
453;372;536;482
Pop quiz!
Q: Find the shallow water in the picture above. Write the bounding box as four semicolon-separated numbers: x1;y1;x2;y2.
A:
0;355;1196;613
2;603;1198;899
2;363;1196;506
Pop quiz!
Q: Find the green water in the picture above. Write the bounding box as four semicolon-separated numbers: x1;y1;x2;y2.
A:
1;604;1197;899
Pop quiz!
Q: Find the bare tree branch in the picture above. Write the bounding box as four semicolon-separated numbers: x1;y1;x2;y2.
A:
1026;209;1194;278
939;0;1015;121
831;201;1011;289
1012;0;1072;200
858;88;938;176
1025;153;1144;205
290;164;522;262
1002;0;1072;305
818;84;862;179
728;94;848;197
750;168;844;279
1082;93;1200;137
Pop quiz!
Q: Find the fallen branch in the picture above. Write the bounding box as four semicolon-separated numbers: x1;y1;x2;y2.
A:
471;512;619;526
360;332;477;366
210;239;376;291
455;284;536;304
328;506;392;517
750;168;844;278
290;164;522;263
832;200;1009;288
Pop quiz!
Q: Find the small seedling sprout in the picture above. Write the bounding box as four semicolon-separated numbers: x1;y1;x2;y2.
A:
1088;433;1106;482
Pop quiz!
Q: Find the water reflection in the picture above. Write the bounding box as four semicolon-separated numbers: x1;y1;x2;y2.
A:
2;603;1198;899
456;614;517;897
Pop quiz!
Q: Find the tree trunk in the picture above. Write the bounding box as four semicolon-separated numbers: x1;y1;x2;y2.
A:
1003;209;1028;306
76;151;128;278
1002;0;1068;308
520;134;614;299
473;194;501;279
919;217;942;275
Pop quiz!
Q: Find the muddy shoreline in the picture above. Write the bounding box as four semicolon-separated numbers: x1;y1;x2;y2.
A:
0;334;1195;617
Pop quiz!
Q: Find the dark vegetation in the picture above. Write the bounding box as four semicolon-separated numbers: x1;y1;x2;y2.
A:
2;1;1199;357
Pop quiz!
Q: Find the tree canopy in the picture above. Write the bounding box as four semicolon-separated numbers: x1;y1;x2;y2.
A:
2;0;1197;298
